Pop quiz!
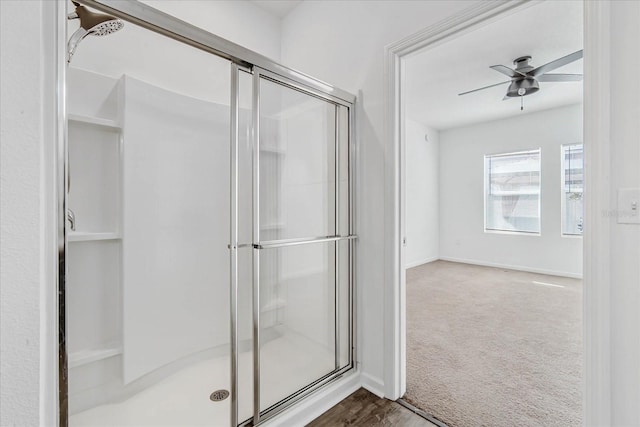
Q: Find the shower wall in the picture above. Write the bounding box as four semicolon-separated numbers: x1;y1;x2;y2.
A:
67;68;122;414
120;76;230;383
66;67;233;412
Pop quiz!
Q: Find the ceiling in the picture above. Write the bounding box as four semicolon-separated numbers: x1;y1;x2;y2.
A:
405;1;583;131
251;0;302;19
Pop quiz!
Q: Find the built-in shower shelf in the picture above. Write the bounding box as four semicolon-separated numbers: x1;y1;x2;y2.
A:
69;347;122;368
260;223;284;231
68;232;121;242
260;146;285;155
69;113;121;130
262;298;287;312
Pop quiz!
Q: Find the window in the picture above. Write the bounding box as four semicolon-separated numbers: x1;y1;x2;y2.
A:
485;149;541;233
562;143;584;235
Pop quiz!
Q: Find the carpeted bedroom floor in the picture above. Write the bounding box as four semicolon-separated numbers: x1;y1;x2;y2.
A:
404;260;582;427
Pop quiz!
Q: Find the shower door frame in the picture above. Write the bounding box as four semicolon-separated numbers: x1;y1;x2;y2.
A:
242;66;357;426
57;1;357;426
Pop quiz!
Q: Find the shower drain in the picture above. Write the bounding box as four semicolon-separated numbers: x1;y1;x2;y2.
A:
210;389;230;402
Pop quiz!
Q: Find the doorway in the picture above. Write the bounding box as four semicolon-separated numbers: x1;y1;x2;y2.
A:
384;4;582;424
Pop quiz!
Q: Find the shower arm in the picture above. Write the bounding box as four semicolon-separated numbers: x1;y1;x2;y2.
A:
67;27;89;64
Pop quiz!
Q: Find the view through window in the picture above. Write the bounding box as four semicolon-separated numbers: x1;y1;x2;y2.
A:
485;149;541;233
562;143;584;235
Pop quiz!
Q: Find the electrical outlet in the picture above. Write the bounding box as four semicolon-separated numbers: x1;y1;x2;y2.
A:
617;188;640;224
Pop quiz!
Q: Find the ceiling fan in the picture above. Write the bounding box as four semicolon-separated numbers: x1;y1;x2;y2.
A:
458;50;583;107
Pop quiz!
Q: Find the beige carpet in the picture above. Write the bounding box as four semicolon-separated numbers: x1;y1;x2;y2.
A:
404;260;582;427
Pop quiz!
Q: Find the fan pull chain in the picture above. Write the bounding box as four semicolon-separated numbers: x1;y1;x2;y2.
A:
520;95;524;111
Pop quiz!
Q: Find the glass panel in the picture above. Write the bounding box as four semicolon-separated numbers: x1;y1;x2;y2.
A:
259;242;348;412
67;12;231;426
259;78;336;241
485;150;541;233
562;144;584;235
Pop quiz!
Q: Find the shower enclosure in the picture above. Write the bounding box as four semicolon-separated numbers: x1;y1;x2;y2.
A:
60;2;356;426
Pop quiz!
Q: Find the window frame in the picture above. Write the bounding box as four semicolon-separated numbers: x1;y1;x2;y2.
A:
483;148;542;235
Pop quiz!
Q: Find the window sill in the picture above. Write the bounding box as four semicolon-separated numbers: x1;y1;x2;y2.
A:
562;233;583;239
484;229;541;237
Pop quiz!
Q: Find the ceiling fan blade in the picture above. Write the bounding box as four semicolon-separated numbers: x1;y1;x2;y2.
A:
490;65;526;78
459;81;509;96
537;73;583;82
530;50;583;76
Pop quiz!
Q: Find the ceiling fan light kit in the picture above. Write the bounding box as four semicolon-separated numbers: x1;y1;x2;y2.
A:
459;50;583;110
506;77;539;98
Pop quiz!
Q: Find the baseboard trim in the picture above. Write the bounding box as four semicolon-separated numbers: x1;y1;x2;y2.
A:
405;256;439;269
261;371;361;426
438;256;583;279
361;372;385;398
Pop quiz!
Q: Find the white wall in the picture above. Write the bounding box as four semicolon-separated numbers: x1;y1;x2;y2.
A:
141;1;282;62
405;119;439;268
438;104;583;278
281;0;477;392
609;1;640;424
0;2;45;425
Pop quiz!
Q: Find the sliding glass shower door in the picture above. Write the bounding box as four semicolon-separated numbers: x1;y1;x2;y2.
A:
63;4;354;427
232;67;354;425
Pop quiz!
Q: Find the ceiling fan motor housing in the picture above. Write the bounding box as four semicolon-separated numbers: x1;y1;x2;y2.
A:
514;55;534;72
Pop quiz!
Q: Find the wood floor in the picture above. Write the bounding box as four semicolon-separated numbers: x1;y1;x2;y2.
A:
307;388;437;426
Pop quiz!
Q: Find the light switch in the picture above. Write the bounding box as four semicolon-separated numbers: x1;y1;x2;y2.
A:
617;188;640;224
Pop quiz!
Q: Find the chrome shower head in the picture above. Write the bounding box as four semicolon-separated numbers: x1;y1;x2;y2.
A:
67;2;123;63
89;19;124;36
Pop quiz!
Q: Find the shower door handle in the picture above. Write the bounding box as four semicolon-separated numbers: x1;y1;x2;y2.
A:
227;243;252;249
253;235;357;250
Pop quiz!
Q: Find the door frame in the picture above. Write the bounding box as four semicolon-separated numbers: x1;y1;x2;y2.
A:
383;1;611;425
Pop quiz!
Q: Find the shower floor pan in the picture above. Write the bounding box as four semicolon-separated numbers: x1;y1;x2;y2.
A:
70;333;333;426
